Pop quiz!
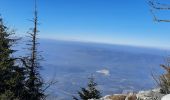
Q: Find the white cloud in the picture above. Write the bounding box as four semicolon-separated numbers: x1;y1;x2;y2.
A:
96;69;110;76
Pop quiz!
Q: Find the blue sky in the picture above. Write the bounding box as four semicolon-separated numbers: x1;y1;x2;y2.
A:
0;0;170;49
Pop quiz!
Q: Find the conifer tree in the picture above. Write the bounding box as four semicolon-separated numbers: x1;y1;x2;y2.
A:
23;0;44;99
0;16;25;99
74;76;102;100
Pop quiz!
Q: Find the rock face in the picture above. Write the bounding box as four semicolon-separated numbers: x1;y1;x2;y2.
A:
105;94;126;100
89;94;135;100
161;94;170;100
136;89;165;100
89;88;166;100
95;94;127;100
125;93;137;100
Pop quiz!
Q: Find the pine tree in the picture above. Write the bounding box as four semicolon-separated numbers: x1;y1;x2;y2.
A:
0;16;25;99
74;76;102;100
23;0;44;99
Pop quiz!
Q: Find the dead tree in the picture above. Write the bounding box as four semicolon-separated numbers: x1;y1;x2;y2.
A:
24;0;44;99
148;0;170;94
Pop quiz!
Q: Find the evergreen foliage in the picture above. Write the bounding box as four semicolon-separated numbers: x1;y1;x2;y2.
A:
0;17;25;99
74;76;102;100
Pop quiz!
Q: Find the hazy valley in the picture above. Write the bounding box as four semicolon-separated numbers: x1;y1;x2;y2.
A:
15;39;169;99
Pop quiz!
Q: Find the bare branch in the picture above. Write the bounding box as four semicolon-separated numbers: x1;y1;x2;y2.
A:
149;0;170;10
149;0;170;22
155;19;170;22
42;80;58;92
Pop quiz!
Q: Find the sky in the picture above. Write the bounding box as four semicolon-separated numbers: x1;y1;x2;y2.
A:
0;0;170;49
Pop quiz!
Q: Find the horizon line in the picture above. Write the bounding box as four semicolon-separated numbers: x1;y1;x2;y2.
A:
39;37;170;51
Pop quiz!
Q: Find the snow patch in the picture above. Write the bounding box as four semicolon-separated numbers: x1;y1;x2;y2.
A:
162;94;170;100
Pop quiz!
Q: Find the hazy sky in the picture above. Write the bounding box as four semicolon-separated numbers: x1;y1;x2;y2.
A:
0;0;170;49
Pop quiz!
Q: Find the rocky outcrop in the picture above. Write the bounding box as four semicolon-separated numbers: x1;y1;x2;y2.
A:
136;88;164;100
89;88;166;100
125;93;137;100
105;94;126;100
89;93;135;100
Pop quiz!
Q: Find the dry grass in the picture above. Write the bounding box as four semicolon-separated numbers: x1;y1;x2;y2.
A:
126;94;137;100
